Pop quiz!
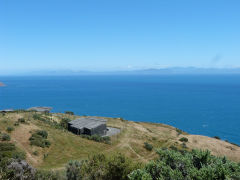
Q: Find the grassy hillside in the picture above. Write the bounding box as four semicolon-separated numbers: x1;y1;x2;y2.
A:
0;111;239;170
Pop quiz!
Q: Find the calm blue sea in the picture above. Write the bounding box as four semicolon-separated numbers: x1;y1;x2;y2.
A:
0;75;240;144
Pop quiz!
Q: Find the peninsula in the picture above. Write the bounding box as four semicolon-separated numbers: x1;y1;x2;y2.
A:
0;82;5;86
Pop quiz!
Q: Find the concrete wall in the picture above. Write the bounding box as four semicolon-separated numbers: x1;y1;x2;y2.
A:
68;122;107;136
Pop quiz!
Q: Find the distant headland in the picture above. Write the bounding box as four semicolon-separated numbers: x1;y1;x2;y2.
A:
0;82;5;86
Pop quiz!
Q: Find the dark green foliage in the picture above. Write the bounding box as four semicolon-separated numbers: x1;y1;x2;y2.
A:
144;142;153;151
33;114;63;130
176;128;183;135
0;143;26;179
33;151;39;156
80;134;111;144
213;136;221;140
18;118;25;123
65;111;74;115
60;118;71;129
1;133;11;141
33;114;44;121
152;137;157;141
119;117;126;122
225;140;240;147
0;142;25;160
36;130;48;138
129;148;240;180
29;130;51;148
6;126;14;133
35;170;64;180
179;137;188;142
169;145;178;151
181;142;187;149
66;153;140;180
14;122;19;126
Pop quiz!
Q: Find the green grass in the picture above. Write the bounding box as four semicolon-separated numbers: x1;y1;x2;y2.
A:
35;121;110;169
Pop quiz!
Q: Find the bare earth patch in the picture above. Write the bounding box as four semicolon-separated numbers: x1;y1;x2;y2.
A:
11;123;43;167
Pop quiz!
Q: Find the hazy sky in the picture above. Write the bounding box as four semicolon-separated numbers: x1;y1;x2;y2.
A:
1;0;240;73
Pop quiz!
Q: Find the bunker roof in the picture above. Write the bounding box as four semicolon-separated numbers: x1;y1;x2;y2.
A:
69;117;106;130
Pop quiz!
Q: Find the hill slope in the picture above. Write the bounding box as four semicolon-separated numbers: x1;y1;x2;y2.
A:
0;111;239;169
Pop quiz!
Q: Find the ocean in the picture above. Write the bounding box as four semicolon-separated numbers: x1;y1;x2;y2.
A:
0;75;240;144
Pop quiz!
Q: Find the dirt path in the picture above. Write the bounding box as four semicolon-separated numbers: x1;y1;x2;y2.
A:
11;123;42;166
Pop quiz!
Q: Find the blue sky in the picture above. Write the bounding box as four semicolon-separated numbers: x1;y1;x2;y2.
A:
1;0;240;74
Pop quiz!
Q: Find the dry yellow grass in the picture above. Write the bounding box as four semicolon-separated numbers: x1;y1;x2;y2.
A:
0;112;239;169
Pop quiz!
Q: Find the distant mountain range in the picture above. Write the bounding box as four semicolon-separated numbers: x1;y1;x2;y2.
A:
2;67;240;76
124;67;240;75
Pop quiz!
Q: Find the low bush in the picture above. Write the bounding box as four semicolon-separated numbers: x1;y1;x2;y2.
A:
60;118;71;129
33;151;39;156
181;142;187;149
6;127;14;133
14;122;19;126
1;133;11;141
0;142;26;160
176;128;183;135
35;170;64;180
29;130;51;148
129;148;240;180
80;134;111;144
66;153;140;180
35;130;48;139
65;111;74;115
18;118;25;123
144;142;153;151
33;114;44;121
179;137;188;142
33;114;63;130
213;136;221;140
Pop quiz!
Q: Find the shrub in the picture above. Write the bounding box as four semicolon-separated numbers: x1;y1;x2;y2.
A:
29;130;51;148
0;143;15;151
119;117;125;121
66;153;140;180
152;137;157;141
6;127;14;133
14;122;19;126
33;151;39;156
60;118;71;129
129;148;240;180
1;133;11;141
18;118;25;123
35;130;48;139
35;170;64;180
169;145;178;151
0;143;25;160
65;111;74;115
181;142;187;149
144;142;153;151
213;136;221;140
179;137;188;142
176;128;183;135
5;160;35;179
80;134;111;144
